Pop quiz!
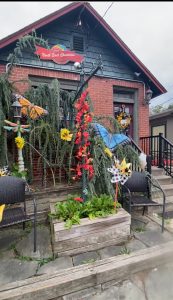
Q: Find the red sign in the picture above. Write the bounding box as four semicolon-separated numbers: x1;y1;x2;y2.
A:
34;44;84;65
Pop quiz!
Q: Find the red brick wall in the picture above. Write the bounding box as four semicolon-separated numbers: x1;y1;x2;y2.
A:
89;76;149;139
2;65;149;138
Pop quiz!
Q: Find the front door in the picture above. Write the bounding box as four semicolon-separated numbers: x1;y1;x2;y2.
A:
114;103;133;137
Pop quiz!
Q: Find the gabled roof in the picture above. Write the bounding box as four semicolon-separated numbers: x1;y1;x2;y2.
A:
0;1;166;95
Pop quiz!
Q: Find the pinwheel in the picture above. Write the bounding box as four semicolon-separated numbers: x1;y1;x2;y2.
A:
108;158;132;204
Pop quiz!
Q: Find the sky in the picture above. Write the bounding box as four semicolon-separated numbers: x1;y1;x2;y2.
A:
0;1;172;108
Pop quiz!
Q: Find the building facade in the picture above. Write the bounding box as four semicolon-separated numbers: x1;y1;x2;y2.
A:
150;108;173;143
0;2;166;144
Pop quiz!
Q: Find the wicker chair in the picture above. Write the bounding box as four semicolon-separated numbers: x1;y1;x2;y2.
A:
0;176;37;252
122;171;166;232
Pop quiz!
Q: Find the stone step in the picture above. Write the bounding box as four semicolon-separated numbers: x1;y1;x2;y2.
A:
148;195;173;214
151;167;165;176
152;184;173;198
161;185;173;197
153;175;173;185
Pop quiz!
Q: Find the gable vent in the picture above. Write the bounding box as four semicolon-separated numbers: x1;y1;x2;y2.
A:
73;36;84;52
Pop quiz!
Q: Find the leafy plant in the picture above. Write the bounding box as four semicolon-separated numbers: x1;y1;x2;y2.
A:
37;257;54;268
119;246;131;255
50;194;121;229
11;163;28;179
134;225;146;232
81;258;97;264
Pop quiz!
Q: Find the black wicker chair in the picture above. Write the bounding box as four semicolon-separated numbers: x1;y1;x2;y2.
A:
122;171;166;232
0;176;37;252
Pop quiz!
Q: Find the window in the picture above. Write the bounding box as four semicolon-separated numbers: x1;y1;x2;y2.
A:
152;125;166;137
73;35;84;52
28;76;79;91
113;88;135;104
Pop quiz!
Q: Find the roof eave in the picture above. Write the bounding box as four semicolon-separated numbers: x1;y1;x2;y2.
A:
0;2;84;49
85;5;166;95
0;1;166;96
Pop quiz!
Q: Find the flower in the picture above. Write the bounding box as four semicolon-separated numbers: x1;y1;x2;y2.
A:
60;128;73;141
0;169;6;176
74;197;83;203
104;147;113;158
73;89;94;183
15;137;25;149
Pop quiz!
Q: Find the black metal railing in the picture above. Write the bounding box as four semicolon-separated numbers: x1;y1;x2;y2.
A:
140;133;173;177
128;136;152;174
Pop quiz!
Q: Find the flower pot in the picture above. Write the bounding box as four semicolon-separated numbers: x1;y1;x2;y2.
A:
50;205;131;257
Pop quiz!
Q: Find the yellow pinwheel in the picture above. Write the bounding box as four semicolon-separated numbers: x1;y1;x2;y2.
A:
119;158;131;176
0;204;5;222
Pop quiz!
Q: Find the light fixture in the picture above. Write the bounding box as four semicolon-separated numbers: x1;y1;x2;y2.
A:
74;62;82;69
144;87;153;105
11;100;22;119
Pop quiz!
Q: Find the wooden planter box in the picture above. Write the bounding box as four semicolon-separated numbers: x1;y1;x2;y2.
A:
50;204;131;257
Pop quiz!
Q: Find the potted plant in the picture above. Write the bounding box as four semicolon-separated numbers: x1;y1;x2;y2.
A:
49;194;131;257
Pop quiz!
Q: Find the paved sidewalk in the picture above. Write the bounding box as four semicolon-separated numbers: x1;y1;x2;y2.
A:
0;212;173;286
91;261;173;300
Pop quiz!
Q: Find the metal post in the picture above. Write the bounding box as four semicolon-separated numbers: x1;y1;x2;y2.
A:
146;155;152;175
158;132;163;168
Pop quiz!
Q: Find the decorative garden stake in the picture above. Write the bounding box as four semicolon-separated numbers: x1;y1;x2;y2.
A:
108;157;132;205
4;100;31;178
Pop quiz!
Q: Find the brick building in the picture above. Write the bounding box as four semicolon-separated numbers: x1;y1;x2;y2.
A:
0;2;166;145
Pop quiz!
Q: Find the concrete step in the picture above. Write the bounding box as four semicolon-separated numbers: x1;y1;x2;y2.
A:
151;167;165;176
153;174;173;185
148;195;173;214
152;184;173;198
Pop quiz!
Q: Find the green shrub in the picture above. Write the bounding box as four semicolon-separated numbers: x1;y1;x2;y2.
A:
50;194;121;229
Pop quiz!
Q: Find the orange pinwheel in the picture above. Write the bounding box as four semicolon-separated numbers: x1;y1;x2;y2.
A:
15;94;48;120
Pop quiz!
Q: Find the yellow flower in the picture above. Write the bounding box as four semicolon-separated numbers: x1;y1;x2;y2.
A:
15;137;25;149
60;128;73;141
0;170;6;176
104;147;113;158
119;158;131;175
0;204;5;222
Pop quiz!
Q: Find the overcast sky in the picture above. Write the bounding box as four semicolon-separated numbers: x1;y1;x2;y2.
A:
0;1;172;107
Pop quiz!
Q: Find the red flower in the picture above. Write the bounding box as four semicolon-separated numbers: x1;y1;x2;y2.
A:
84;114;93;123
82;102;89;112
73;89;94;183
74;197;83;203
77;146;87;157
76;164;82;177
83;132;89;138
